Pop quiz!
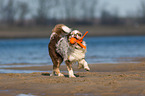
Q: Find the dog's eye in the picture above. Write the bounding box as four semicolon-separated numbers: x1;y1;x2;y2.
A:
78;34;82;37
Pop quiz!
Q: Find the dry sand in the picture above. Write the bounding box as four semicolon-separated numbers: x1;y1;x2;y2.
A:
1;61;145;96
0;25;145;38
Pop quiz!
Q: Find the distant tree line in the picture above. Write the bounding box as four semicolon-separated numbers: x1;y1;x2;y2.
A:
0;0;145;26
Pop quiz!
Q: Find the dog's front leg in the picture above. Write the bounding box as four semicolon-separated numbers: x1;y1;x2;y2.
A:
65;60;76;78
78;59;90;71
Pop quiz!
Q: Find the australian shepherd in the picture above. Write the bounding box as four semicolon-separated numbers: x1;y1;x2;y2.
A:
48;24;90;77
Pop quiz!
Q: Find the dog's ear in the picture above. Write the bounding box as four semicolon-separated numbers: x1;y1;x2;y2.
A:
67;32;72;40
62;26;72;34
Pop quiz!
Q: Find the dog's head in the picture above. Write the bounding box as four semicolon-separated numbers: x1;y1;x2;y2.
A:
52;24;72;36
69;30;82;40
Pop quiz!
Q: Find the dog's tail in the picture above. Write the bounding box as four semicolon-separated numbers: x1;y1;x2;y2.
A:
52;24;72;35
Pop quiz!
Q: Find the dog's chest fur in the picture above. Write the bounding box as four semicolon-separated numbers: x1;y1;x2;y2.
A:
56;37;86;62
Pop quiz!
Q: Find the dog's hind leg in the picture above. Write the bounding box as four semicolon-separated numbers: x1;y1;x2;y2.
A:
49;49;64;76
52;57;64;76
65;60;76;78
51;58;64;76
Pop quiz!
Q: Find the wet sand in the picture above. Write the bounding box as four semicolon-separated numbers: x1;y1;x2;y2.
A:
1;61;145;96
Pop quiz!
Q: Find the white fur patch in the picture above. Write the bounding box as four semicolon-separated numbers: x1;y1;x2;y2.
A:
62;26;71;33
50;32;56;40
69;69;76;77
58;73;64;76
79;59;90;71
68;41;86;62
71;30;82;39
72;30;79;34
69;48;85;61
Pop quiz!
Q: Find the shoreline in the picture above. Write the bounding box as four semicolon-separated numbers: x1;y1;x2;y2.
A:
1;62;145;72
0;25;145;38
0;57;145;73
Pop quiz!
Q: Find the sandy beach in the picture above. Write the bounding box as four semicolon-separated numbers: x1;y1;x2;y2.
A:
1;1;145;96
0;59;145;96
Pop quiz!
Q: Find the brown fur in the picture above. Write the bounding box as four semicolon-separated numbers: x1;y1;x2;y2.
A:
52;24;66;35
48;24;69;76
48;35;63;75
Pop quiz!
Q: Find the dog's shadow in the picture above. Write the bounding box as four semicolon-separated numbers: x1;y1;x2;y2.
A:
41;72;85;78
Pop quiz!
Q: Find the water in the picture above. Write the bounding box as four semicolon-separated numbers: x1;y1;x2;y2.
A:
85;36;145;63
0;39;50;64
0;36;145;65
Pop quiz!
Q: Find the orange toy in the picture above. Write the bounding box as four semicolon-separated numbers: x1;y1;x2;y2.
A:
70;31;88;49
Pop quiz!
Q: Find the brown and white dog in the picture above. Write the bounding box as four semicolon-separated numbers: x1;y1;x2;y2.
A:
48;24;90;77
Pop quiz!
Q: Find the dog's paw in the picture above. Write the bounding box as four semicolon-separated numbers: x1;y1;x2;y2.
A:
84;67;90;71
50;73;54;76
58;73;64;77
69;75;76;78
50;73;64;77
